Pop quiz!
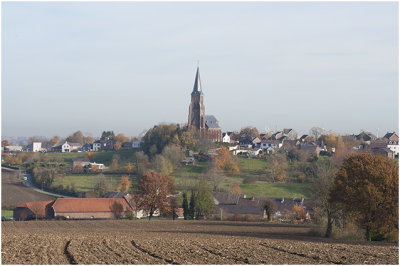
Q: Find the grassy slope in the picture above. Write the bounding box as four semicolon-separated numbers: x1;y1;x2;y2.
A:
49;151;310;198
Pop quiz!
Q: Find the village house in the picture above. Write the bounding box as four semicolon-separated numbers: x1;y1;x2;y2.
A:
81;143;93;152
222;132;232;143
132;141;141;149
260;140;283;153
4;145;23;152
25;142;42;152
212;193;313;221
52;141;82;153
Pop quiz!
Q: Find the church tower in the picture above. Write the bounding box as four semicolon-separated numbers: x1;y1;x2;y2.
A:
188;67;206;130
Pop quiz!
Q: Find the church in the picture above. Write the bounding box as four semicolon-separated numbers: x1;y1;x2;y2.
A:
187;67;222;142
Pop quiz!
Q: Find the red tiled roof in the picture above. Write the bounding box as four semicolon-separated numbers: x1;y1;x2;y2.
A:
17;200;55;217
51;198;130;213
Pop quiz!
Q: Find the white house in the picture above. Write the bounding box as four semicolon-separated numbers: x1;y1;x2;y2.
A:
387;141;399;156
5;145;23;152
93;142;102;152
133;141;141;149
260;140;282;153
222;132;231;143
26;142;42;152
62;142;71;152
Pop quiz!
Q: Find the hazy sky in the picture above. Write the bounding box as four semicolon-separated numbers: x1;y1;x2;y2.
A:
2;2;398;138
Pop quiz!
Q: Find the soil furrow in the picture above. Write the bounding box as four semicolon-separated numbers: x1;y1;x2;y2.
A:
200;246;250;264
102;239;123;258
259;243;343;264
131;240;179;265
64;240;78;265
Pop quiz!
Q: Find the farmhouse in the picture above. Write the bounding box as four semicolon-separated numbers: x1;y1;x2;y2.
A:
14;198;132;220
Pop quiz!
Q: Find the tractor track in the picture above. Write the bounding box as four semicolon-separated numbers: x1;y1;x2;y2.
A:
259;243;344;264
64;240;78;265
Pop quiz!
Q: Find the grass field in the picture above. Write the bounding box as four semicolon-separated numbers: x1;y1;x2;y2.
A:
46;151;311;198
1;210;13;218
241;182;310;198
53;174;137;193
47;150;136;167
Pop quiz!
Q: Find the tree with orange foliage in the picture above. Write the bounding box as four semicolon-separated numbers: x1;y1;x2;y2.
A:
292;203;307;221
117;176;132;193
85;151;95;161
330;154;398;241
138;171;175;220
228;183;243;194
214;147;240;174
125;163;134;174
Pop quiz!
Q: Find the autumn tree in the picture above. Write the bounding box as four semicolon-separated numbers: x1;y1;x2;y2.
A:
66;130;93;145
1;140;9;147
125;163;134;174
134;151;150;176
85;151;95;161
110;154;120;172
292;203;307;221
329;154;399;241
321;132;336;149
214;147;240;174
152;154;173;175
262;199;277;222
162;144;184;169
239;127;260;139
141;124;182;158
138;171;175;220
228;183;243;194
266;153;288;182
201;165;225;192
110;201;124;219
93;174;112;197
117;176;132;193
50;135;60;146
180;131;198;150
115;133;128;150
310;158;339;237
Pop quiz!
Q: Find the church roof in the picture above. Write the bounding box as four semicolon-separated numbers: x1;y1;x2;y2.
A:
205;115;220;129
192;67;203;95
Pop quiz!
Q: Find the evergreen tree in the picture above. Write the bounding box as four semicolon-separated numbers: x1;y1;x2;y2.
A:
189;190;196;220
182;192;189;220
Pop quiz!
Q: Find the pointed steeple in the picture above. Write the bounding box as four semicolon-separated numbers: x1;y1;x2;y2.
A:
192;67;202;94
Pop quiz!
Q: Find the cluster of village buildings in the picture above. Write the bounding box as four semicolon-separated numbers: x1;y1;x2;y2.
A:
3;130;398;160
221;130;399;159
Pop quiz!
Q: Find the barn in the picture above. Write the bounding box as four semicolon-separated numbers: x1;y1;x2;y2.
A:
14;198;132;220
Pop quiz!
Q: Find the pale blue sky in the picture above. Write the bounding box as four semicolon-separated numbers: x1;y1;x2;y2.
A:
2;2;398;138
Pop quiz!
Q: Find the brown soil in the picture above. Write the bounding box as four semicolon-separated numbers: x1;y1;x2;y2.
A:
2;220;398;264
1;169;55;207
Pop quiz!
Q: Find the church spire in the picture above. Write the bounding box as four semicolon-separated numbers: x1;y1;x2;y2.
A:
192;67;202;94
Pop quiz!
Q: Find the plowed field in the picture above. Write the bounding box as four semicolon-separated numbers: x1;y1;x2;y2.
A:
2;220;398;264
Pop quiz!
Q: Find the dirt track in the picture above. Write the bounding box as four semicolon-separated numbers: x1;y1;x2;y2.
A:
2;220;398;264
1;169;55;207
